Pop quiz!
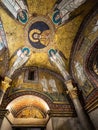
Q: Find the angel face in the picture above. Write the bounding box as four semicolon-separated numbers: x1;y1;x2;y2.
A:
17;10;28;24
55;13;61;20
22;47;30;56
48;49;56;57
23;50;28;55
19;11;25;20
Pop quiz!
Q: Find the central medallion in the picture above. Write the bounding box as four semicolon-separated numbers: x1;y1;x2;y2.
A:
28;21;50;49
25;16;55;51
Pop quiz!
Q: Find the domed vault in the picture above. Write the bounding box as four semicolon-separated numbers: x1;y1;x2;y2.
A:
0;0;98;130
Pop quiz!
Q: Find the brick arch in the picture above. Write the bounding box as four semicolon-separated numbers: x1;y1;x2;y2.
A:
1;90;73;113
0;66;73;113
1;90;53;109
11;66;64;82
6;95;50;118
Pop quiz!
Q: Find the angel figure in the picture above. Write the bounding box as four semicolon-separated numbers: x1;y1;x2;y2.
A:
1;0;28;24
48;49;70;81
7;47;30;78
52;0;86;26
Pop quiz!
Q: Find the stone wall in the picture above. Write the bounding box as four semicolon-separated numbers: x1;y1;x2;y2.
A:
47;117;83;130
89;108;98;130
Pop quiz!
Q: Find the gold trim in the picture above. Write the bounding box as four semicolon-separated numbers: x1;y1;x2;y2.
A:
65;80;78;99
48;110;75;117
1;76;12;92
85;98;98;112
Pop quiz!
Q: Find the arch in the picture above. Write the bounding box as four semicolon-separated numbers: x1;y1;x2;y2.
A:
69;3;98;110
1;90;53;109
5;95;50;126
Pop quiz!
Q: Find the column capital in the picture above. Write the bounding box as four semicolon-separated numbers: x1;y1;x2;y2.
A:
64;80;78;99
65;80;74;91
1;77;12;93
69;87;78;99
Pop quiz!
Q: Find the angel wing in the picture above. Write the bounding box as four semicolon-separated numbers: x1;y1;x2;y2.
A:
0;19;8;48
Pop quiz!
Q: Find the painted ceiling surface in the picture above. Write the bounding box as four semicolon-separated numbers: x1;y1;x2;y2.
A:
0;0;96;73
0;0;98;121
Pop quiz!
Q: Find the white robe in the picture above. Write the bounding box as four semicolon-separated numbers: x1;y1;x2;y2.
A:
56;0;86;24
49;52;69;80
0;20;7;49
8;49;29;77
1;0;27;18
57;0;86;11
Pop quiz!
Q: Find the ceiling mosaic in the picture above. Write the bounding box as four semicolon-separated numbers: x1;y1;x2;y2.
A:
0;0;98;121
0;0;96;75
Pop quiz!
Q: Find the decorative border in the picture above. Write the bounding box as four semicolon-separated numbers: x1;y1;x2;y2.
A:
1;90;74;114
25;15;55;52
0;66;75;115
69;3;98;109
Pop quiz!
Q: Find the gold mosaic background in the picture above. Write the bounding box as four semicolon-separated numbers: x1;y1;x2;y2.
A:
0;0;95;73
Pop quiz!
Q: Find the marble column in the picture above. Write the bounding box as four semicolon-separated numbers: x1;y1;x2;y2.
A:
65;80;93;130
48;49;94;130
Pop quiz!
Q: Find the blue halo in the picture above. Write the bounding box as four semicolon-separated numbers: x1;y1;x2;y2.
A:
17;10;28;24
48;49;56;56
52;10;62;25
22;47;30;55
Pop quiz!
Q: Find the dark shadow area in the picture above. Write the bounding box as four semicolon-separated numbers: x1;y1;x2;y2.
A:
13;127;45;130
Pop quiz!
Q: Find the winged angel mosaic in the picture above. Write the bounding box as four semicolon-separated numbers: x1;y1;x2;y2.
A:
0;0;87;76
0;0;88;77
0;0;88;104
1;0;28;24
52;0;86;26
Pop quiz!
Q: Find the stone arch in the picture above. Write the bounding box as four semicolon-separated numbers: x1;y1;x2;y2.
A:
3;94;50;126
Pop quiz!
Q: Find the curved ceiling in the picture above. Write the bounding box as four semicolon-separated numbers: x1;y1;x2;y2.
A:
0;0;98;120
6;95;50;117
0;0;96;74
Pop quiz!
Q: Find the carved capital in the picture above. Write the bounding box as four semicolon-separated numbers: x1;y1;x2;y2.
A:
65;80;78;99
69;87;78;99
65;80;74;91
1;77;12;93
